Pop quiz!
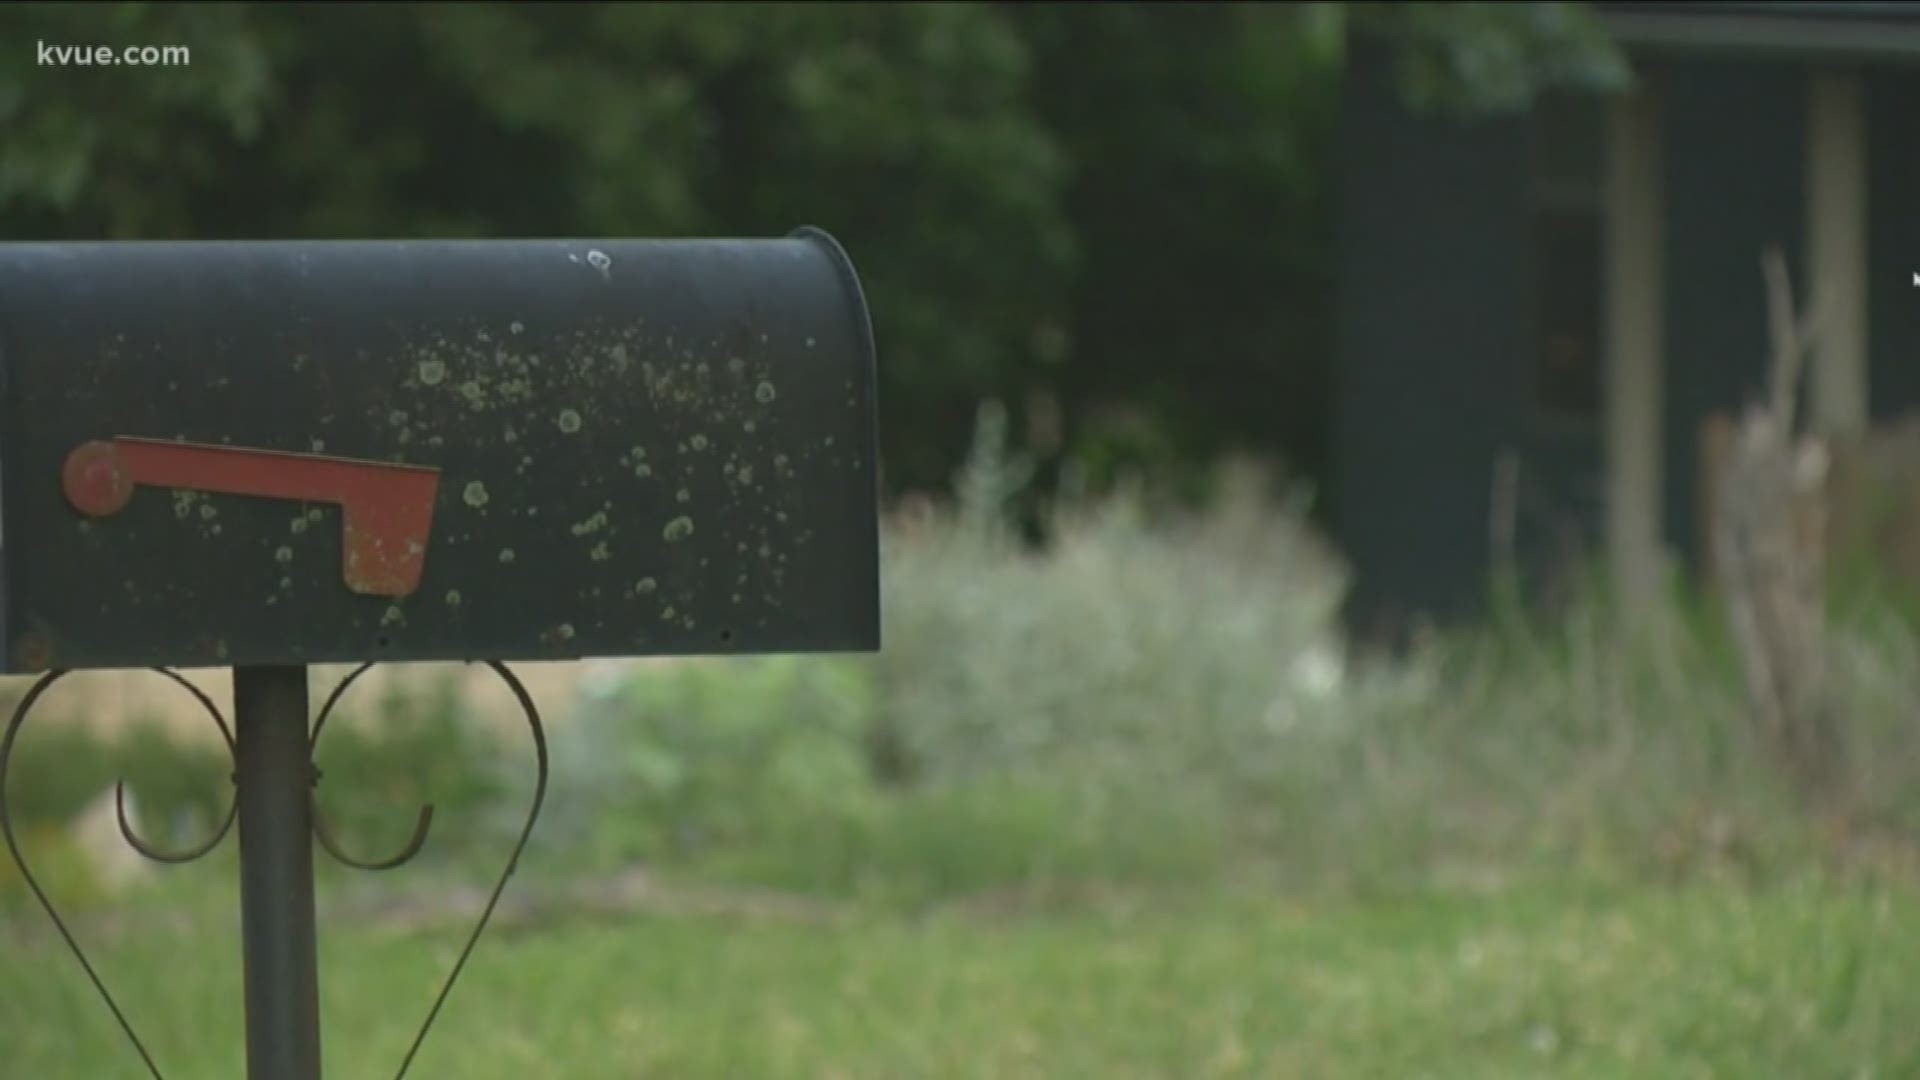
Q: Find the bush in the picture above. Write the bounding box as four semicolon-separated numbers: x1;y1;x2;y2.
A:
545;655;877;873
0;667;510;899
310;668;509;872
548;406;1352;901
0;698;230;859
874;403;1345;786
0;681;225;912
0;823;103;915
530;408;1920;907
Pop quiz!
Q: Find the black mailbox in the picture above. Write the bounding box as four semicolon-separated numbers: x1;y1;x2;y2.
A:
0;228;882;1080
0;228;879;673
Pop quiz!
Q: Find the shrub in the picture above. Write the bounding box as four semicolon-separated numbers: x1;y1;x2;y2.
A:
538;405;1920;906
545;655;877;873
0;668;508;895
310;669;508;871
872;404;1347;809
0;823;103;915
548;405;1352;899
0;704;229;858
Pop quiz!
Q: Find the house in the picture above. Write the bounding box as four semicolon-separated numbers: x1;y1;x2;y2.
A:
1334;2;1920;637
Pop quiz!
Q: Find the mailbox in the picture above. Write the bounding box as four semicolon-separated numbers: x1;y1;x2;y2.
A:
0;228;880;673
0;228;883;1080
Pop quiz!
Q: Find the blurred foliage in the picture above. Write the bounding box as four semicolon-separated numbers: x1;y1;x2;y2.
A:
1003;2;1341;508
0;669;504;901
0;705;229;853
709;773;1237;907
0;1;1692;908
310;669;508;867
21;425;1920;911
0;823;101;914
527;404;1920;905
873;397;1347;791
1348;2;1630;117
548;655;876;870
15;875;1920;1077
0;1;1073;500
537;404;1355;901
0;2;1619;510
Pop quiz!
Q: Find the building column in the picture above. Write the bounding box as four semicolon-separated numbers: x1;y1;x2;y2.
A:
1605;77;1667;612
1808;71;1869;437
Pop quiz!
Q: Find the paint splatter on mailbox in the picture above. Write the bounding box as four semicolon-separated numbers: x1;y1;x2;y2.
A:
0;228;880;672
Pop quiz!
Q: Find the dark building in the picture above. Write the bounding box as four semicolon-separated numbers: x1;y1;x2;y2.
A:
1336;2;1920;636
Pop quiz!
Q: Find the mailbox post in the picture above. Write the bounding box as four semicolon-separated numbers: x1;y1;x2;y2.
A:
0;229;879;1079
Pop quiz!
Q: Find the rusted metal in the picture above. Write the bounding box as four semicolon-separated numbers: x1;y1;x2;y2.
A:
61;437;441;597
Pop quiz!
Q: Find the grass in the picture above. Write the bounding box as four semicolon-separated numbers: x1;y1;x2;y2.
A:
14;421;1920;1076
3;877;1918;1078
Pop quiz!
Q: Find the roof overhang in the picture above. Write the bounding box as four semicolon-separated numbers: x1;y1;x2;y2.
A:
1597;3;1920;65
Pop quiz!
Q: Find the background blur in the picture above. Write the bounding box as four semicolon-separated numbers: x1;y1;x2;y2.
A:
8;4;1920;1078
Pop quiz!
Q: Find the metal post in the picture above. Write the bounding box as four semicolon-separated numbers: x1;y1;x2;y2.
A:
233;665;323;1080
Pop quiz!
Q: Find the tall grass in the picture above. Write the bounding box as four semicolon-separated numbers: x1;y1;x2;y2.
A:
18;407;1920;914
544;406;1920;906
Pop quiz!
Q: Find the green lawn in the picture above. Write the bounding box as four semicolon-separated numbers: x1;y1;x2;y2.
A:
3;878;1917;1078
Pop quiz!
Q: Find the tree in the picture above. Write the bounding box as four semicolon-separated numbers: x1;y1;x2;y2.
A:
0;2;1073;495
1008;2;1341;513
0;3;1632;512
1346;2;1630;116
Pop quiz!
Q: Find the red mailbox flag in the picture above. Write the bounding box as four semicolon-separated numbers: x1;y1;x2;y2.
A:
62;437;441;598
